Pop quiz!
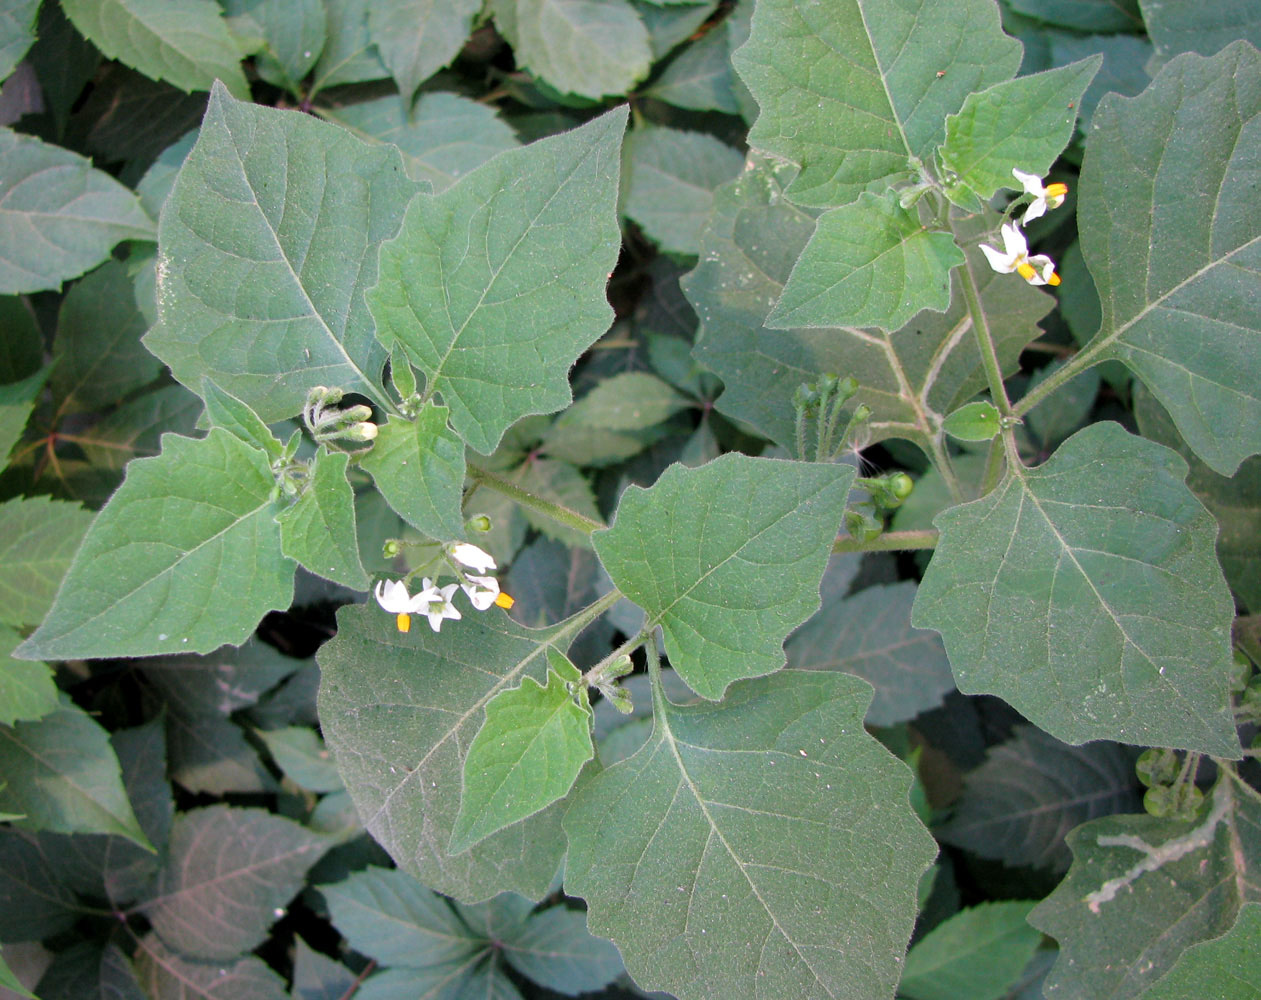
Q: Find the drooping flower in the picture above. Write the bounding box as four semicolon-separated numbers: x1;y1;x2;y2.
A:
420;579;463;632
461;574;516;611
374;579;437;633
449;542;496;574
1012;168;1068;225
979;223;1061;287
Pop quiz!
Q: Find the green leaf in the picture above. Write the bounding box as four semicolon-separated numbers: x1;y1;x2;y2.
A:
683;157;1051;453
550;371;690;433
235;0;327;92
564;669;936;1000
0;829;83;940
512;458;602;550
1073;42;1261;475
149;81;422;423
59;0;250;99
257;726;344;793
1141;903;1261;1000
491;0;652;99
1048;32;1153;134
942;400;1002;442
369;106;627;455
143;805;330;960
732;0;1021;207
330;93;519;194
1136;385;1261;613
200;378;283;461
1140;0;1261;62
767;191;965;331
643;18;743;114
366;0;481;105
937;725;1140;873
0;0;38;84
0;364;47;466
786;581;953;726
1030;778;1261;997
1007;0;1141;33
451;667;593;853
0;948;36;1000
0;295;42;382
622;126;744;256
940;57;1100;203
0;625;57;726
912;421;1240;756
0;128;155;294
34;942;146;1000
317;603;576;901
0;696;151;848
133;933;288;1000
310;0;389;94
278;449;369;590
77;383;203;474
360;406;467;543
900;901;1041;1000
0;496;94;630
499;904;625;994
319;866;479;967
594;454;852;700
17;428;296;661
292;936;358;1000
50;260;161;416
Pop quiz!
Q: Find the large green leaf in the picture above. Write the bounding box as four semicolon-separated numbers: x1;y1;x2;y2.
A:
732;0;1021;208
277;449;369;590
912;422;1239;756
360;406;467;543
0;364;47;466
767;191;965;332
60;0;249;99
17;429;295;661
594;454;853;700
564;669;936;1000
1008;0;1141;33
937;726;1140;873
0;496;93;630
368;106;627;455
0;129;155;294
0;696;150;848
148;81;422;422
133;934;288;1000
643;18;743;115
939;57;1100;203
1141;903;1261;1000
0;829;84;941
317;603;578;902
231;0;327;92
50;260;161;415
1140;0;1261;62
1030;778;1261;998
450;662;593;853
497;902;624;994
310;0;389;93
1068;42;1261;475
143;805;330;960
491;0;652;99
366;0;481;105
330;93;519;193
683;156;1051;454
622;126;744;256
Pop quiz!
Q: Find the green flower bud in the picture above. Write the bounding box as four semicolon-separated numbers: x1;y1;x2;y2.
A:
1143;784;1175;817
382;539;402;558
467;515;493;533
1136;747;1180;788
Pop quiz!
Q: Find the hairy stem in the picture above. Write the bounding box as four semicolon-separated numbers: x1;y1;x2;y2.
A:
466;463;607;536
832;529;939;554
958;253;1013;417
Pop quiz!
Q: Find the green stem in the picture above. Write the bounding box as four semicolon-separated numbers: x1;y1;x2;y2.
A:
926;434;965;506
980;434;1007;495
832;529;938;554
1012;339;1111;417
583;626;647;688
466;463;607;536
958;254;1014;417
553;588;623;651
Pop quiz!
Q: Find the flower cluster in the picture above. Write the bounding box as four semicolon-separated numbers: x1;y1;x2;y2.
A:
979;170;1067;288
373;543;514;633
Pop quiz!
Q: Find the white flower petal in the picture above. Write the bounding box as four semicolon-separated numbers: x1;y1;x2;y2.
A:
1012;168;1043;195
450;542;496;573
461;574;500;611
374;579;413;613
1000;222;1028;258
980;241;1015;273
1020;199;1048;225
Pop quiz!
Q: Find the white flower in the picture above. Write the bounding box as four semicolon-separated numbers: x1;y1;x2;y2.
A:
1012;168;1068;225
374;579;438;633
461;574;501;611
420;579;462;632
449;542;496;573
979;223;1061;287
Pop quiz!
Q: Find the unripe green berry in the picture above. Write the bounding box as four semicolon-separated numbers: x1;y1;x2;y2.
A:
1136;748;1180;788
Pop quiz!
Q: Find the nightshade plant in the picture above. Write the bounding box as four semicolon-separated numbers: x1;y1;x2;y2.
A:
0;1;1258;999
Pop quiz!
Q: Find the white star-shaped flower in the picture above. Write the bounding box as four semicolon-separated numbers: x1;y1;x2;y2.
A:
461;574;516;611
374;579;438;633
420;579;463;632
1012;168;1068;225
449;542;496;574
979;223;1061;287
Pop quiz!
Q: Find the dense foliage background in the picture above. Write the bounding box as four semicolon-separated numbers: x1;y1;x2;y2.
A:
0;1;1258;999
